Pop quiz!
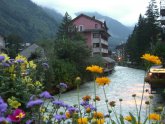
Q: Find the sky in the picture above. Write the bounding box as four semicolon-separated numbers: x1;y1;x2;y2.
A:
31;0;160;26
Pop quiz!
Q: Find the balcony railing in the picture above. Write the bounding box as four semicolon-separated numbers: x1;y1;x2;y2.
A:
93;48;108;53
93;38;108;45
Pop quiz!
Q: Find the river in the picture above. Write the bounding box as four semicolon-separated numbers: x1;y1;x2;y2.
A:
58;66;159;121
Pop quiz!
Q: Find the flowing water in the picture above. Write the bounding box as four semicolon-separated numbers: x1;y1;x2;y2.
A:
57;66;159;121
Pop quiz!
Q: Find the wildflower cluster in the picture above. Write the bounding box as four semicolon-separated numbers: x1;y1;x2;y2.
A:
0;53;44;109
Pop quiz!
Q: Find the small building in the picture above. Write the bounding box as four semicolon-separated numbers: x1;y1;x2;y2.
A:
102;57;115;73
20;43;46;60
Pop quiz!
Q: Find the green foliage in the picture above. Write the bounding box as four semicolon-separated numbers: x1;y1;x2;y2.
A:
0;0;61;42
153;41;165;62
126;0;161;65
52;59;78;86
5;34;23;58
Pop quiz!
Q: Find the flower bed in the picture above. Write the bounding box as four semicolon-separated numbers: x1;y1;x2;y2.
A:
0;53;164;124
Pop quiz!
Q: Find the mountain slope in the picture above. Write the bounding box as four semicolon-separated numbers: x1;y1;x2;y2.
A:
76;12;133;49
0;0;62;42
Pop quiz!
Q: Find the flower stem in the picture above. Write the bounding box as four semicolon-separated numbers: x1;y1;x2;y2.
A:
138;66;149;124
94;75;97;110
103;86;113;123
111;107;120;124
77;83;82;118
134;97;139;119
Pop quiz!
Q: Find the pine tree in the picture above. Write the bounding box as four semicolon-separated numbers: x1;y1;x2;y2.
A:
145;0;160;47
56;12;76;40
5;34;23;58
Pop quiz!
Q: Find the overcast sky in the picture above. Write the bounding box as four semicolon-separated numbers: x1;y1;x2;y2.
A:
31;0;160;26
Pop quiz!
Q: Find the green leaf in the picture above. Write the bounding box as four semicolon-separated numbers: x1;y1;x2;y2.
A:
142;117;148;124
119;114;125;124
129;112;137;124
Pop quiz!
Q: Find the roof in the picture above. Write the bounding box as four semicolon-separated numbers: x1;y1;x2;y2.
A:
102;57;115;63
72;14;108;30
20;43;44;58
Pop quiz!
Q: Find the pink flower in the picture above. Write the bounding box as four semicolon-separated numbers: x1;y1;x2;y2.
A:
8;109;25;123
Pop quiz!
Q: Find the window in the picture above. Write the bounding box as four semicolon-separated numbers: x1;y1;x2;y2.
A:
93;43;99;48
79;25;84;32
95;24;98;29
93;33;100;38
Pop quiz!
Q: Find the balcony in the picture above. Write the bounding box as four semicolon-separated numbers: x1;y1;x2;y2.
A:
93;48;108;53
101;39;108;45
92;38;108;46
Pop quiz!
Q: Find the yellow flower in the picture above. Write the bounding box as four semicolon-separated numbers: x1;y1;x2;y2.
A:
95;77;110;86
43;115;49;121
82;95;91;101
0;53;10;61
141;53;162;65
16;112;25;119
86;107;91;113
95;96;101;101
22;76;32;83
28;61;37;69
40;107;46;113
65;112;70;118
15;54;28;64
148;113;161;121
93;112;104;119
10;74;16;80
7;97;21;109
34;81;43;87
124;115;132;122
86;65;103;73
97;119;105;124
8;65;15;73
77;118;88;124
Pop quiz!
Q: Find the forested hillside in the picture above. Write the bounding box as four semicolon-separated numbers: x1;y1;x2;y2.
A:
0;0;62;42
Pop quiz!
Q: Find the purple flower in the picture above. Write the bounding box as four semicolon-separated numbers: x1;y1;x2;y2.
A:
67;106;78;113
42;63;49;68
59;83;67;89
80;101;89;106
27;99;43;108
0;97;7;113
62;103;69;108
0;117;11;123
85;104;96;111
29;95;36;101
0;56;5;62
26;119;33;124
8;59;15;64
2;62;10;67
39;91;52;99
16;59;24;63
52;100;65;107
54;114;66;121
